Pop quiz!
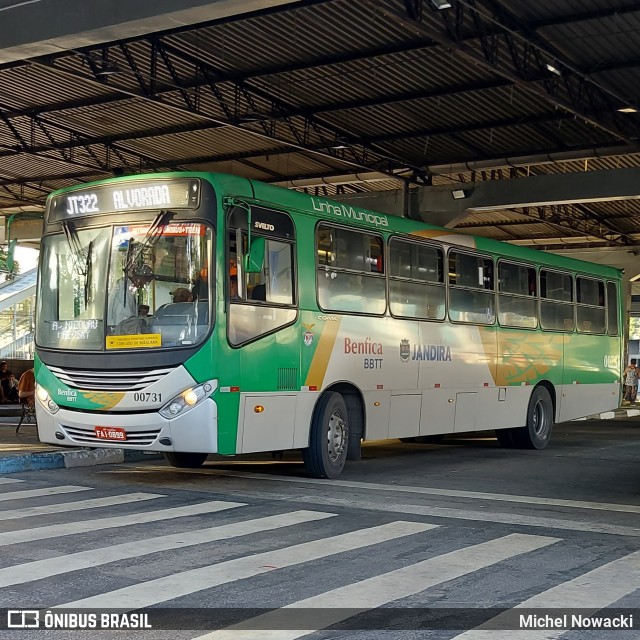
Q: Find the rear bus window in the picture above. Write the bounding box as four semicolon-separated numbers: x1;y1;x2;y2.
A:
540;269;574;331
497;261;537;329
576;277;605;334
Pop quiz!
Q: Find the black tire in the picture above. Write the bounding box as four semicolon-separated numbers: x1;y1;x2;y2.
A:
164;452;208;468
303;391;349;479
495;428;517;448
512;386;554;449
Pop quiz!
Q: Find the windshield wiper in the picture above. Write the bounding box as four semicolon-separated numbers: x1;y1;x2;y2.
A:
85;240;93;308
62;220;94;308
62;220;86;275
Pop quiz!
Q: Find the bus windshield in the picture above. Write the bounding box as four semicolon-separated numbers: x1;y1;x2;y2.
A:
36;222;213;351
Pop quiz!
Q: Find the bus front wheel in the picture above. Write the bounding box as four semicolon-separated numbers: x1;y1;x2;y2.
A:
513;387;554;449
164;452;209;468
303;392;349;479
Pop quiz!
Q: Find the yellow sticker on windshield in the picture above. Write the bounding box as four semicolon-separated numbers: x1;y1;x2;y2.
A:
106;334;162;349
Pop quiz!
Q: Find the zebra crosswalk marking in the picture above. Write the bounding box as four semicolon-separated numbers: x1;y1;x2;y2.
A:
58;521;437;610
0;500;244;547
450;549;640;639
203;471;640;514
0;510;336;588
193;533;559;640
0;492;162;521
0;478;22;485
0;485;91;502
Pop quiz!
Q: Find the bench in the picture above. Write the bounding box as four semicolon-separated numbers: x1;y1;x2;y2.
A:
0;402;36;434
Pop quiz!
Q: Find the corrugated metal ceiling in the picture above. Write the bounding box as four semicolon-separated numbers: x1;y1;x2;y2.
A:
1;0;640;250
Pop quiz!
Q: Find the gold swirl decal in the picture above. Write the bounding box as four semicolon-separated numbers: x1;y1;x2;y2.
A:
81;391;126;410
481;328;564;386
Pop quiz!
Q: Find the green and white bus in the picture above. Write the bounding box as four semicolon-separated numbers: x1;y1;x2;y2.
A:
35;172;624;478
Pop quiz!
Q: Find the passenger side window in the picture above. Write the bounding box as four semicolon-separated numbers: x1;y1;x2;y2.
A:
448;251;495;324
226;205;297;345
316;225;385;315
497;261;537;329
540;269;574;331
389;238;445;319
576;277;605;334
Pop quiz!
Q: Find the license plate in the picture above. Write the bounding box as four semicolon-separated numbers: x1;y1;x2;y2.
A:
95;426;127;441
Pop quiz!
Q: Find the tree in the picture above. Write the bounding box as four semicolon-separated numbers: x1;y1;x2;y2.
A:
0;244;20;281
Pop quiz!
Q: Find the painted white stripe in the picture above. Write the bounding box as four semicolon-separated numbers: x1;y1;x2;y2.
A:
210;470;640;515
0;485;91;502
0;478;23;485
0;501;244;547
285;494;640;537
451;549;640;639
0;510;335;588
0;492;161;521
194;533;559;640
59;521;436;609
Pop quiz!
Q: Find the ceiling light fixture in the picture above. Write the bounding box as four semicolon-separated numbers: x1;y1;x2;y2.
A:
238;112;269;123
94;64;121;77
431;0;452;8
618;106;638;113
330;137;351;150
546;63;561;76
451;189;467;199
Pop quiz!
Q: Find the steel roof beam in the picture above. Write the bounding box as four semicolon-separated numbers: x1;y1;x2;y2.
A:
419;166;640;244
375;0;634;145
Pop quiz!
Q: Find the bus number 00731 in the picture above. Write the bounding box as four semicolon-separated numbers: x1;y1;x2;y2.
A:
133;392;162;403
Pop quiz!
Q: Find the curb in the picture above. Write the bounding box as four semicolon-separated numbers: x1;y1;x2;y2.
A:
0;448;163;474
598;408;640;420
574;408;640;421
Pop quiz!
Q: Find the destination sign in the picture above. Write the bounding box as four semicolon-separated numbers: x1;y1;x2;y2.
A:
48;178;201;221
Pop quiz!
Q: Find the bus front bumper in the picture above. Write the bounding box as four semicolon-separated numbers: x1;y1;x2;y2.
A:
36;398;218;454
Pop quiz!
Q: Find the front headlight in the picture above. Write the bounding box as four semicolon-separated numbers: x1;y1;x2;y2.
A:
159;380;216;419
36;384;60;414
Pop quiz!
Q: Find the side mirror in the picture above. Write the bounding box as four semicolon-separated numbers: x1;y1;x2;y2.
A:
245;236;265;273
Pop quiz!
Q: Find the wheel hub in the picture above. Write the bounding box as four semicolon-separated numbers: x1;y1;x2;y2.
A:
327;410;346;462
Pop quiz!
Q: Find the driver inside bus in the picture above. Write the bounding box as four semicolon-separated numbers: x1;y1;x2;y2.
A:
107;265;155;328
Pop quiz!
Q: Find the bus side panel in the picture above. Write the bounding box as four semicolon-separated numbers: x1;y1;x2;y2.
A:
494;328;562;426
236;323;301;453
558;334;621;421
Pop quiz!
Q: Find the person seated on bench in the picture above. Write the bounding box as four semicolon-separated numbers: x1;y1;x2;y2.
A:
0;361;18;403
18;368;35;408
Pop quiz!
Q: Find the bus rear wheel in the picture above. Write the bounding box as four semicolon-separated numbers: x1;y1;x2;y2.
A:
164;452;209;468
513;386;554;449
303;391;349;479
